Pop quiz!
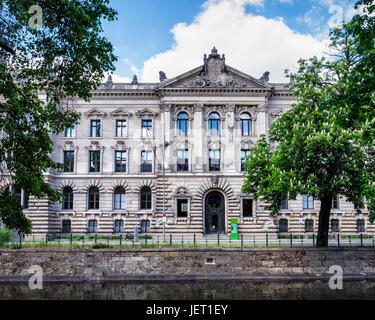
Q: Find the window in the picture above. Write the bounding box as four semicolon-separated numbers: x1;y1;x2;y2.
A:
177;112;189;136
11;185;22;204
89;151;100;172
90;120;101;137
115;151;127;172
357;219;365;233
241;149;251;171
63;151;74;172
305;219;314;232
332;195;339;209
114;220;124;233
302;195;314;209
142;120;152;136
208;112;221;136
88;187;100;210
114;186;126;210
280;194;288;210
62;187;73;210
9;185;28;209
88;220;98;233
209;149;220;171
331;219;340;232
177;149;189;171
140;187;152;210
279;219;288;233
177;199;188;218
116;120;127;137
242;199;253;217
62;220;71;233
240;112;252;136
140;219;150;233
64;127;75;138
141;151;152;172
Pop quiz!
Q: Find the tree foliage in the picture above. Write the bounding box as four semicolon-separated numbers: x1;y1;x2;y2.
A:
242;1;375;246
0;0;117;233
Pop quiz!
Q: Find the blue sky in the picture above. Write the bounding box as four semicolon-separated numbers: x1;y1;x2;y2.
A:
102;0;357;83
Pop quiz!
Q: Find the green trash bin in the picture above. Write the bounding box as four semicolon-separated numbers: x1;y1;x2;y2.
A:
231;218;238;240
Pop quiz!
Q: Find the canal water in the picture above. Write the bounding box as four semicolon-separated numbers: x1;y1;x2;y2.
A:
0;280;375;300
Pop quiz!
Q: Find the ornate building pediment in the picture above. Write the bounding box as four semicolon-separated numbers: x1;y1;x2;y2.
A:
158;47;272;89
110;108;133;118
84;108;106;118
135;107;158;118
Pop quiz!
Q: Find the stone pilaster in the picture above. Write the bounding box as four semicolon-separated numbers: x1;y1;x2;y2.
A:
193;104;204;172
225;104;236;172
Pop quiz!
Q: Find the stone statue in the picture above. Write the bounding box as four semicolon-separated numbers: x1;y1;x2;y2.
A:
105;75;113;88
131;75;138;84
203;54;208;75
159;71;167;82
260;71;270;82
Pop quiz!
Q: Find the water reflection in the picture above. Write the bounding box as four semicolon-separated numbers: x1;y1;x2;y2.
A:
0;280;374;300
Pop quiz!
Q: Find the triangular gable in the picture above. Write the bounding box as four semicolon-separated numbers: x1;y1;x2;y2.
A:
110;108;133;118
84;108;106;118
135;107;158;118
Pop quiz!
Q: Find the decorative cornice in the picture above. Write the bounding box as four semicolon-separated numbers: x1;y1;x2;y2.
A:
110;108;133;118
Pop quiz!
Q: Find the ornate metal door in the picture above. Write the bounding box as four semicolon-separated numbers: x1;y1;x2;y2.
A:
205;191;225;234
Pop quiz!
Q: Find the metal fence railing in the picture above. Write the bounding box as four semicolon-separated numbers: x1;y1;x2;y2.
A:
3;233;375;248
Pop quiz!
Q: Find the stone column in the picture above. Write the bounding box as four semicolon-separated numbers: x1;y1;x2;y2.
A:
161;104;172;172
225;104;236;172
193;104;204;172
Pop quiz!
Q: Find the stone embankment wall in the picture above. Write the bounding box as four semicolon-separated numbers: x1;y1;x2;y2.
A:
0;248;374;281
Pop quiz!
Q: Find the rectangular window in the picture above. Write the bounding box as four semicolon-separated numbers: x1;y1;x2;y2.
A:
89;151;100;172
115;151;127;172
114;192;126;210
142;120;152;137
141;151;152;172
241;149;251;171
64;127;75;138
88;220;97;233
209;149;220;171
331;219;340;232
332;195;339;209
90;120;101;137
242;199;253;217
357;219;365;233
302;195;314;209
116;120;127;137
177;199;188;218
62;220;71;233
280;194;288;209
177;149;189;171
140;219;150;233
63;151;74;172
114;220;124;233
305;219;314;232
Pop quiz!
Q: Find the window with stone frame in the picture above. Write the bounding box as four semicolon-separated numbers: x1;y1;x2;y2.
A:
61;220;71;233
140;219;150;233
302;195;314;209
332;194;339;209
89;151;100;172
305;219;314;232
114;219;124;233
279;218;288;233
242;198;253;217
88;219;98;233
90;120;101;137
208;112;221;136
140;186;152;210
177;112;189;136
8;185;29;209
357;219;365;233
114;186;126;210
330;219;340;232
142;119;152;137
62;186;73;210
141;151;152;172
63;151;74;172
88;187;100;210
177;149;189;171
209;149;220;171
64;127;75;138
241;149;251;172
177;199;188;218
240;112;252;136
116;120;127;137
280;193;288;209
115;151;127;172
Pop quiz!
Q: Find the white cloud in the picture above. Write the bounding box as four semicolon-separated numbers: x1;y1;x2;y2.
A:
140;0;328;83
103;72;132;83
124;58;141;76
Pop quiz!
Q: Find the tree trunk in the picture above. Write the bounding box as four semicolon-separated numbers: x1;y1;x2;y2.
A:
316;194;333;247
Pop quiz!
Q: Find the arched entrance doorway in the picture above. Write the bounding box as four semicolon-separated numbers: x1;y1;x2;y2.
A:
204;191;225;234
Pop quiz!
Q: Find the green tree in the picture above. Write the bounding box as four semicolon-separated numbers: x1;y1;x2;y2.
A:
0;0;117;233
242;2;375;247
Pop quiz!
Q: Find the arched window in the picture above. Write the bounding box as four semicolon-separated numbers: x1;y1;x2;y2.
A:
88;219;98;233
114;186;126;210
305;219;314;232
357;219;365;233
88;187;99;210
240;112;252;136
114;219;124;233
140;186;152;210
177;112;189;136
279;219;288;233
62;220;71;233
62;187;73;210
208;112;221;136
141;219;150;233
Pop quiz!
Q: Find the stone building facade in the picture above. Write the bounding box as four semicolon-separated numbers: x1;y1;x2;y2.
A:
2;48;374;238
